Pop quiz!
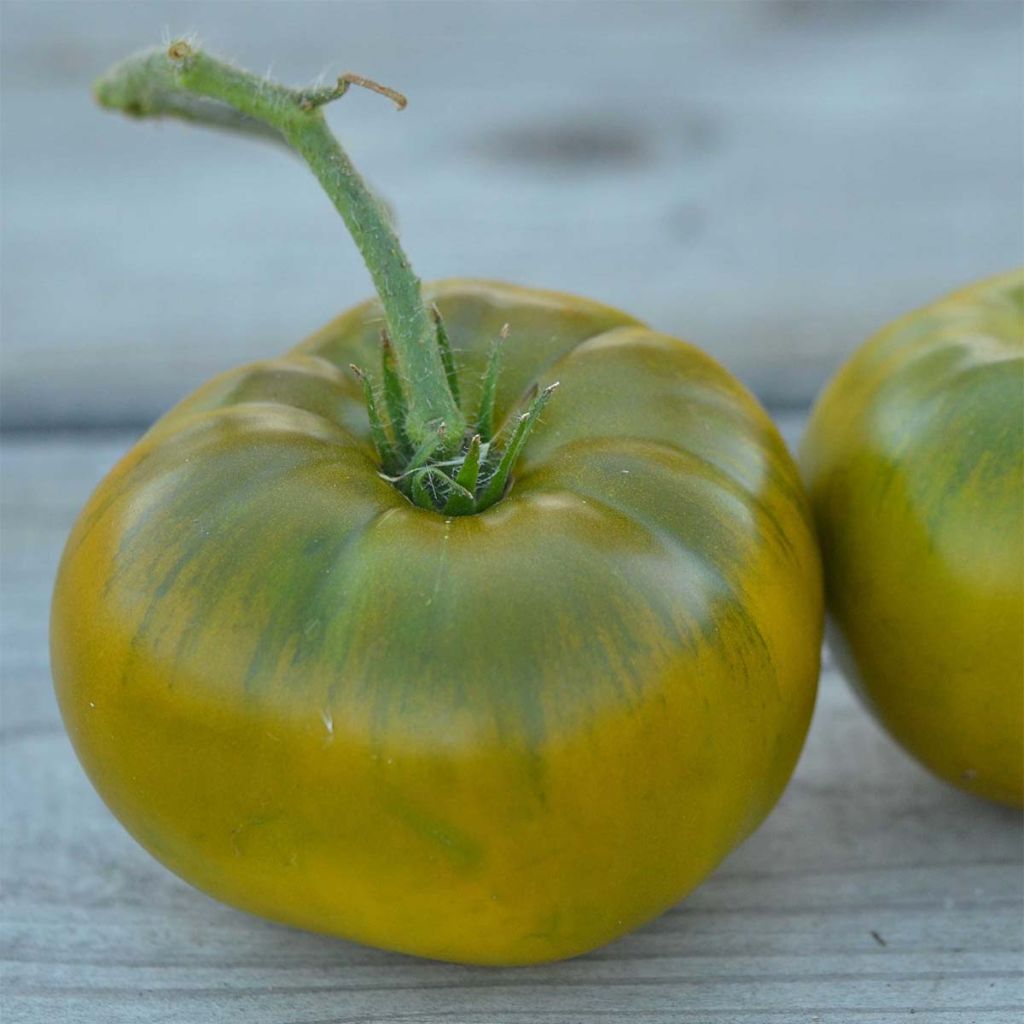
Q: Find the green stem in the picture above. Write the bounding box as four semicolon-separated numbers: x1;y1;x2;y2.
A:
93;46;287;147
94;41;465;446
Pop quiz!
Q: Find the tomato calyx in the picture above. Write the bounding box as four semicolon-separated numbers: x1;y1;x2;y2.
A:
94;38;562;517
353;319;559;515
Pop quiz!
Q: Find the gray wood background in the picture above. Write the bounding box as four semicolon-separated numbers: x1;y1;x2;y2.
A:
2;0;1022;428
2;2;1023;1022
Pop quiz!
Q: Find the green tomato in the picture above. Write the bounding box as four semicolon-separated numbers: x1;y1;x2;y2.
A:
802;270;1024;807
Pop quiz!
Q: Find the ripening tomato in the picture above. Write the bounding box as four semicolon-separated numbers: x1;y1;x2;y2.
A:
53;41;824;964
52;279;823;964
801;270;1024;807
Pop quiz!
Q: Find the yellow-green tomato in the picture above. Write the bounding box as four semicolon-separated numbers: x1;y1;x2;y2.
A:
52;280;823;964
802;271;1024;807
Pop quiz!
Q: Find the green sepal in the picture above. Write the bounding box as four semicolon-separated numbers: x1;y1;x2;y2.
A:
409;466;475;513
477;382;558;509
443;434;482;515
476;324;508;441
431;304;461;410
410;468;436;510
350;364;399;473
381;330;412;455
403;424;446;475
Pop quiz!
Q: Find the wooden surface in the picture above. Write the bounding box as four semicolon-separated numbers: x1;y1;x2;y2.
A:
3;0;1023;427
2;415;1022;1023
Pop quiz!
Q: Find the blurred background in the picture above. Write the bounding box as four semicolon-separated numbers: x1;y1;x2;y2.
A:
2;0;1022;429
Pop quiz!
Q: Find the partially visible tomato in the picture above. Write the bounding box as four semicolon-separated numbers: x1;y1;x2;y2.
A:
801;271;1024;807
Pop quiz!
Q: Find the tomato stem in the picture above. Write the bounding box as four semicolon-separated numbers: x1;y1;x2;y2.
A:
94;39;559;515
94;40;466;448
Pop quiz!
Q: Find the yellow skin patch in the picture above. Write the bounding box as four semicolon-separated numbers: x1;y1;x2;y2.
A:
52;280;823;964
802;270;1024;808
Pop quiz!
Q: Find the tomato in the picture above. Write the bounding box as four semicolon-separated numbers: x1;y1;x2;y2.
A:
58;40;825;964
801;270;1024;807
52;278;823;964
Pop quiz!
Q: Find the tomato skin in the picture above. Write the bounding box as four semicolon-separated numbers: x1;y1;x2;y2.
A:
801;271;1024;808
51;280;822;964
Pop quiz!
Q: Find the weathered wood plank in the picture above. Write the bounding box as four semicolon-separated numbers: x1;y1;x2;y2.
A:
2;1;1021;427
1;421;1021;1022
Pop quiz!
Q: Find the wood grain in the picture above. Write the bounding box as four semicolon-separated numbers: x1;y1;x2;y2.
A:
2;1;1022;428
2;417;1021;1023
